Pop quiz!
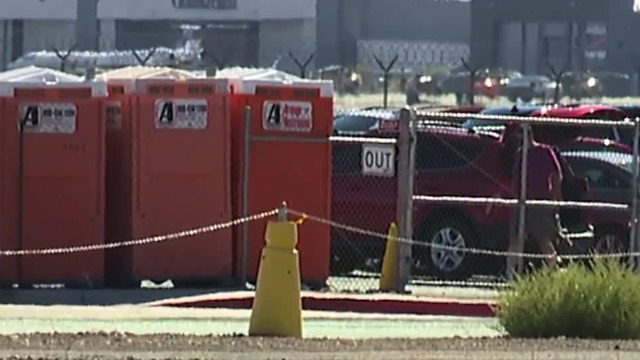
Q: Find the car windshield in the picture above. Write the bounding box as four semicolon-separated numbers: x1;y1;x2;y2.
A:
462;109;514;129
333;115;381;133
563;151;633;173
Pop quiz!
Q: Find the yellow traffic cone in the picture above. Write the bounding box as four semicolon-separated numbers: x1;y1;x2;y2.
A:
379;223;399;292
248;219;303;338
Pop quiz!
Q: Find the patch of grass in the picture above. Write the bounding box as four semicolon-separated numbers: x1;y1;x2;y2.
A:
496;258;640;339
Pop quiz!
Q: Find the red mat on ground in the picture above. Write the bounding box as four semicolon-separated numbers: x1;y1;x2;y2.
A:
146;291;497;318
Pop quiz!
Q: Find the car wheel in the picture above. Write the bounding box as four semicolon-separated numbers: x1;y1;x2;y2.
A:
507;94;518;102
593;228;628;257
520;94;533;103
414;217;478;280
330;237;364;276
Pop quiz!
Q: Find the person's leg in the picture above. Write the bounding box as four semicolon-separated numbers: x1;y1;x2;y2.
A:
506;210;522;279
530;208;560;269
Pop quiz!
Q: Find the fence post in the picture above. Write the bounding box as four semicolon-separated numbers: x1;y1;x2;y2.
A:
373;54;399;109
546;60;568;105
630;118;640;271
396;107;416;293
241;105;252;285
516;123;531;275
132;48;157;66
288;52;315;79
52;45;77;72
460;57;480;106
201;49;232;70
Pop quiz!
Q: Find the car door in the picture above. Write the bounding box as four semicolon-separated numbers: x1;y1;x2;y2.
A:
331;139;397;238
566;157;632;228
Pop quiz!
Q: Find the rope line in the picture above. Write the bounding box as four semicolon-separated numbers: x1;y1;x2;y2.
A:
0;209;279;256
287;209;636;261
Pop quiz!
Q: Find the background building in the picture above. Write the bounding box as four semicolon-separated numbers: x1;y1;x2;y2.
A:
0;0;316;72
316;0;471;71
471;0;640;74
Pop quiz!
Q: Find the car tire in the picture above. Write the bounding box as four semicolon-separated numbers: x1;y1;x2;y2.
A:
414;216;478;280
330;237;357;276
592;227;628;261
507;94;518;103
520;94;533;103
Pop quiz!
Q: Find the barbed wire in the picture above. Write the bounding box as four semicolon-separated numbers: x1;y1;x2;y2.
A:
0;209;279;256
414;195;630;211
415;110;638;128
289;209;637;261
329;135;397;144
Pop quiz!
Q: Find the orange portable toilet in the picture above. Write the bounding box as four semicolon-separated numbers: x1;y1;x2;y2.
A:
221;69;334;288
99;67;233;287
0;68;107;287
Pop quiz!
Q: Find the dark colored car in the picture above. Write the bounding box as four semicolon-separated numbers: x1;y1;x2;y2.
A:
331;122;594;280
562;151;634;254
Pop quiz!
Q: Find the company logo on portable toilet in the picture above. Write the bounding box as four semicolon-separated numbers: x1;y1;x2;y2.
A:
263;101;313;132
155;99;209;129
19;102;77;134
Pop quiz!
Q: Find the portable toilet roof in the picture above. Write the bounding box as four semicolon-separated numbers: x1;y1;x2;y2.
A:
215;66;333;98
215;67;304;82
0;65;84;83
96;66;201;81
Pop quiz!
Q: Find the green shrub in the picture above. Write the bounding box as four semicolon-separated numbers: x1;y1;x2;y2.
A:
497;258;640;339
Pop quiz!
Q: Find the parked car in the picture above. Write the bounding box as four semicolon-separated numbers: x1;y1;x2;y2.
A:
331;123;594;280
503;75;560;102
461;105;633;154
562;151;635;254
533;105;633;147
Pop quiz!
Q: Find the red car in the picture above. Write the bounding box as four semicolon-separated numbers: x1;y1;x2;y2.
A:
531;104;633;148
331;121;605;280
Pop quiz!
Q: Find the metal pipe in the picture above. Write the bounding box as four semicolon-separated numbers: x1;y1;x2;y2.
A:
17;119;26;285
630;118;640;270
516;123;530;274
240;105;251;285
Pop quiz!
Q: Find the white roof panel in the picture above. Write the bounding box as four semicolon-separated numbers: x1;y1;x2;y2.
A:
0;66;84;83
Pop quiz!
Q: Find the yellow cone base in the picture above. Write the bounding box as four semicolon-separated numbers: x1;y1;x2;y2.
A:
248;221;303;338
379;223;399;292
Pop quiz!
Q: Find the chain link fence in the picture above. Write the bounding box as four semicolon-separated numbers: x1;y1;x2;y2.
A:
321;107;640;293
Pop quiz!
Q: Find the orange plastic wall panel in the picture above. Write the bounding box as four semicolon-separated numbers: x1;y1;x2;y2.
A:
231;85;333;286
1;89;106;286
0;97;19;284
104;90;136;285
126;81;232;283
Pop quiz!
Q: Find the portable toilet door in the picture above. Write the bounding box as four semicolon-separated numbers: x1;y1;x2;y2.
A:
0;80;107;287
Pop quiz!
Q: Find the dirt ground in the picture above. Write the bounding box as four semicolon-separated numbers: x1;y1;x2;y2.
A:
1;333;639;360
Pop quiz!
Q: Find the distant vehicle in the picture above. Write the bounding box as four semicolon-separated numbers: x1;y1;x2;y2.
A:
593;72;632;98
503;75;560;102
562;151;635;254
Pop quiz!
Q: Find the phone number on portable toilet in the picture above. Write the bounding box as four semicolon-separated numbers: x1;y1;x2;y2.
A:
263;101;313;132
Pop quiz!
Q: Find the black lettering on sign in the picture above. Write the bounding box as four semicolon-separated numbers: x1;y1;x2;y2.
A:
266;103;281;126
158;102;174;124
22;105;39;129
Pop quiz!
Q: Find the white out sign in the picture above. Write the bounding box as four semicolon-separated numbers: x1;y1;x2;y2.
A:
362;144;395;176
